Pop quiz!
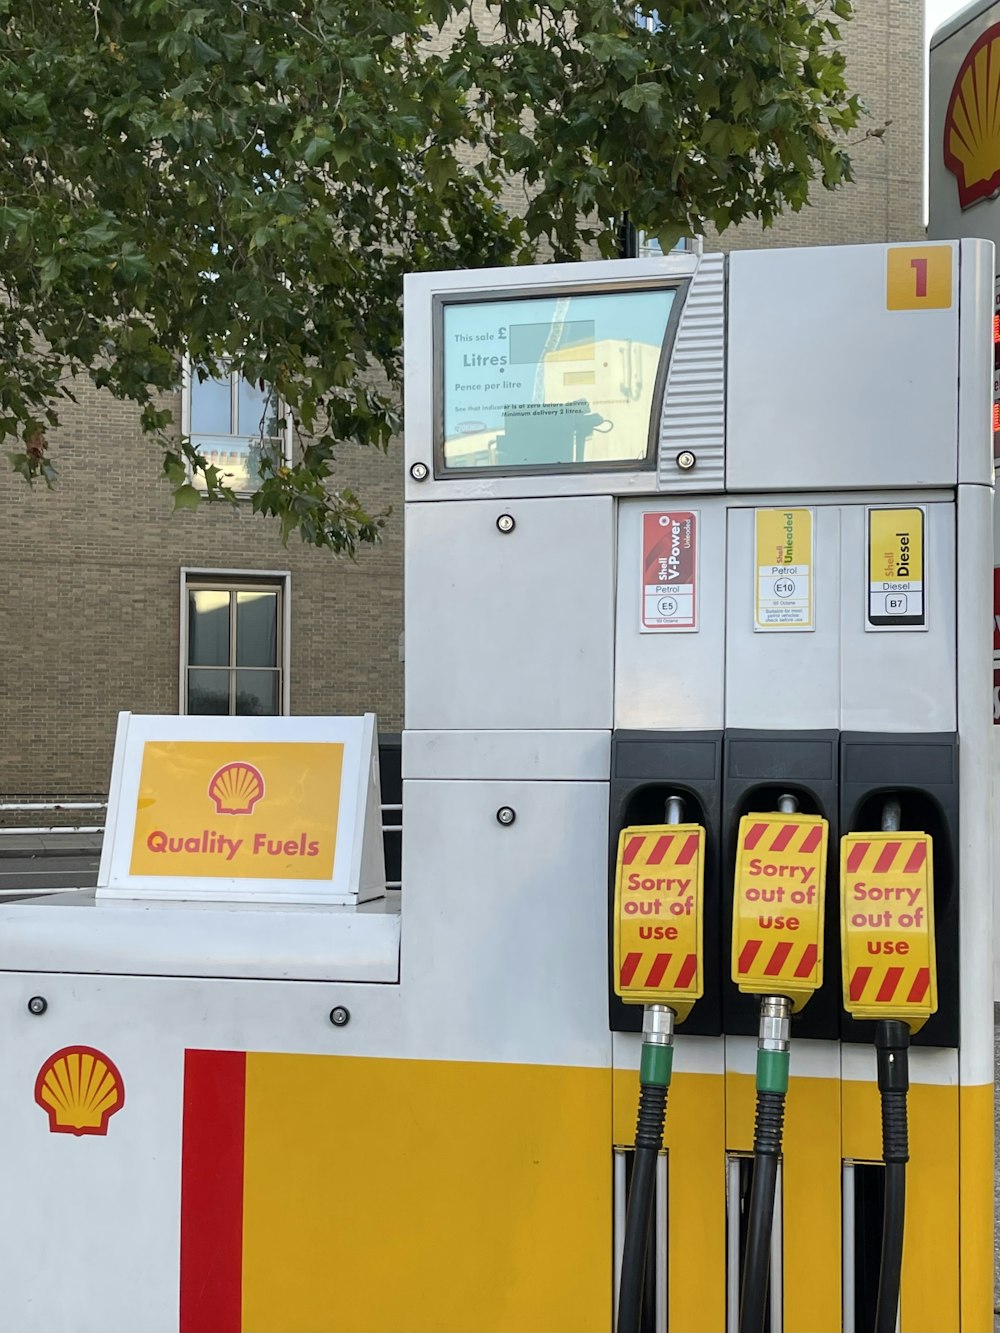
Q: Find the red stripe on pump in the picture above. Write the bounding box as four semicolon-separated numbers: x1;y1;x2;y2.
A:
849;967;871;1001
793;944;818;978
873;842;902;875
903;842;927;874
763;942;793;977
644;954;672;988
741;938;762;970
907;968;931;1004
769;824;796;853
180;1049;246;1333
645;835;674;866
876;967;904;1003
620;953;642;987
674;953;698;989
622;836;645;865
743;823;768;850
798;825;823;854
675;833;700;865
738;939;762;973
846;842;870;873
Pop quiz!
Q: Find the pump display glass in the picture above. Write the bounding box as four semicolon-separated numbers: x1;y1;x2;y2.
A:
439;287;677;471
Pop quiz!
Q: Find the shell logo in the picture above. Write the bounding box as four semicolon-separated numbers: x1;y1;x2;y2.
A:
208;761;265;815
34;1046;125;1137
944;23;1000;210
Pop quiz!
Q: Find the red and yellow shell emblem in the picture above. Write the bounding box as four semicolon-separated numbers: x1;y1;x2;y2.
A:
208;761;265;815
34;1046;124;1136
944;23;1000;210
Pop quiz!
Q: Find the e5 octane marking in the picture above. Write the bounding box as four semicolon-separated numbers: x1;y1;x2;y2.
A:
641;511;697;631
868;507;925;629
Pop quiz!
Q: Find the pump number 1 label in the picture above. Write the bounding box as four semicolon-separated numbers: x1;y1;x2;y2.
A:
754;508;813;631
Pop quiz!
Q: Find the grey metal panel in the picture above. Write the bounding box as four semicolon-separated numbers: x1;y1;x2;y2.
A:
0;893;401;982
405;495;615;730
400;778;611;1067
402;729;610;781
724;504;841;729
727;245;960;492
657;251;726;492
955;484;998;1048
840;503;957;732
614;496;726;730
957;239;995;486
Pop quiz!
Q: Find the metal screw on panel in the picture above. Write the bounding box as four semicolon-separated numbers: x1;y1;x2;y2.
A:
496;806;516;826
676;450;697;471
496;513;516;533
27;996;47;1016
329;1006;351;1027
409;462;429;481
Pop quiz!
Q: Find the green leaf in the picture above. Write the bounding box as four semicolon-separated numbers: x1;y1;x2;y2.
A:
172;484;202;511
620;82;662;114
0;0;861;550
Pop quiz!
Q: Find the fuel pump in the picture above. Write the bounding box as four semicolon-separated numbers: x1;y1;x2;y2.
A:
0;240;988;1333
612;795;705;1333
841;800;937;1333
731;795;829;1333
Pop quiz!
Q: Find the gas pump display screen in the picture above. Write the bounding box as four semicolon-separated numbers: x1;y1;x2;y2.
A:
439;287;678;471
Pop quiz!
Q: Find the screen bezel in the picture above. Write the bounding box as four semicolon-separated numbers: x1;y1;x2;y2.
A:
431;278;690;479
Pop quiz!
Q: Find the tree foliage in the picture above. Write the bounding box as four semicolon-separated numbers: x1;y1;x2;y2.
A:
0;0;860;550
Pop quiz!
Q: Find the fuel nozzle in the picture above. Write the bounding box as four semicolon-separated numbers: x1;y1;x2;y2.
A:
841;797;935;1333
734;793;829;1333
613;793;705;1333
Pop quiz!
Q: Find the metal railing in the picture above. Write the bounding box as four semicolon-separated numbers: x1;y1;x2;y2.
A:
0;800;402;893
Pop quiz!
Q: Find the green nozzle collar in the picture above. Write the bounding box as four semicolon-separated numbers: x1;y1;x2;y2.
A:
756;1048;789;1095
640;1041;673;1088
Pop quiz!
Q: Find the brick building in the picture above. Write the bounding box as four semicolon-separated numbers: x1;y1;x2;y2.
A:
0;0;924;802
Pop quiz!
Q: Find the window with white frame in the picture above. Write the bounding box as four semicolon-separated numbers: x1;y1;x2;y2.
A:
181;572;289;715
183;365;291;493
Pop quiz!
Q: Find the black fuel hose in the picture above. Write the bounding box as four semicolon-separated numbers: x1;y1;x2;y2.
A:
739;1087;786;1333
874;1020;910;1333
617;1078;669;1333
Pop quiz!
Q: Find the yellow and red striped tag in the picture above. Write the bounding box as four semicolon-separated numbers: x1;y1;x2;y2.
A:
732;813;828;1010
840;832;937;1029
613;824;704;1019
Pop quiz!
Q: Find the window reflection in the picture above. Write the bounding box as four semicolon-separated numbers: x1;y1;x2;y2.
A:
442;288;676;471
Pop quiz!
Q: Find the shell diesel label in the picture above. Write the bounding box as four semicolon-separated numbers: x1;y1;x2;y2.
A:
868;507;925;628
944;24;1000;211
34;1046;124;1137
614;824;704;1020
130;741;344;879
840;832;937;1029
732;814;828;1009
